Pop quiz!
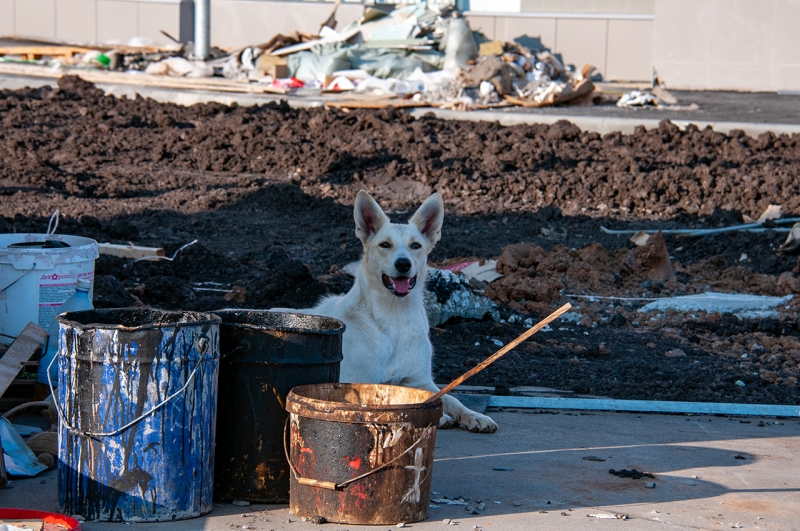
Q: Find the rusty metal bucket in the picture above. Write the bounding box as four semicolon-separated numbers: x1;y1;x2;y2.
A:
286;383;442;525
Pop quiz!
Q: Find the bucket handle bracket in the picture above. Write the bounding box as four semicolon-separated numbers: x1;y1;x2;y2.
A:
48;353;210;438
283;417;435;491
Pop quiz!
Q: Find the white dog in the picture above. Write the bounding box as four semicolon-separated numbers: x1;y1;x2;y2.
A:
293;191;497;433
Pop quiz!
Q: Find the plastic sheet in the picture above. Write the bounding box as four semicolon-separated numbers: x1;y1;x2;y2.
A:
0;418;47;478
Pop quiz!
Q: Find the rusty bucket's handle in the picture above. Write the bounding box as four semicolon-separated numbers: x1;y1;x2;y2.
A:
283;416;435;491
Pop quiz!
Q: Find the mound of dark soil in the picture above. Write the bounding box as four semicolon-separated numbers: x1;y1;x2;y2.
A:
1;76;799;405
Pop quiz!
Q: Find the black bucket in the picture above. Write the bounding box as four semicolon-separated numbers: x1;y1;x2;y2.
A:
213;310;345;503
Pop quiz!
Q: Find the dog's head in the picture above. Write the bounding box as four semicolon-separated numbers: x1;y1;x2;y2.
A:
354;190;443;298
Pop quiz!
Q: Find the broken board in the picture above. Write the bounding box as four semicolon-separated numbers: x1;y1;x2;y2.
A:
0;45;96;61
325;99;430;109
0;323;47;399
98;243;165;260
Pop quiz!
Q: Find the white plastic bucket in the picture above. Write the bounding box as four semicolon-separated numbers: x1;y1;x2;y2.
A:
0;234;99;345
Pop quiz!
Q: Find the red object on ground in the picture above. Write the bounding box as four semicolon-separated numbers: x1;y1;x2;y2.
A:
440;261;475;272
0;508;82;530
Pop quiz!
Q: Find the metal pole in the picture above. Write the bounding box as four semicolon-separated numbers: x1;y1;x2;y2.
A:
194;0;210;60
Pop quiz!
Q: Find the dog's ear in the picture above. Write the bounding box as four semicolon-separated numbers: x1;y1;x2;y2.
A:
410;193;444;248
354;190;389;242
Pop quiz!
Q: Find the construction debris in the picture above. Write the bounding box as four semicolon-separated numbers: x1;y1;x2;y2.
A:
0;3;621;111
638;292;793;316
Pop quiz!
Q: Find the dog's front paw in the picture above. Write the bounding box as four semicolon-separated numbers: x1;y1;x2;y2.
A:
459;411;498;433
438;413;457;429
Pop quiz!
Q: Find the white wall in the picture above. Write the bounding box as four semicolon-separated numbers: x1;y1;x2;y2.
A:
1;0;187;47
652;0;800;91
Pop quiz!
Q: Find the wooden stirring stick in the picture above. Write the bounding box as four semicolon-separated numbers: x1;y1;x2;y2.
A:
425;302;572;404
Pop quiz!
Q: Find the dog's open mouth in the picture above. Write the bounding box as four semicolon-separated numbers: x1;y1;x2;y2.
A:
382;274;417;297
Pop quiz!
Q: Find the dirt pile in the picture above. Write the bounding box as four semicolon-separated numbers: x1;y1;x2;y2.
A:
3;77;800;219
1;77;799;405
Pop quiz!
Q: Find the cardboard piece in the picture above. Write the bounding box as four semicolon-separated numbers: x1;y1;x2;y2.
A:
256;54;288;78
479;40;504;56
629;231;651;247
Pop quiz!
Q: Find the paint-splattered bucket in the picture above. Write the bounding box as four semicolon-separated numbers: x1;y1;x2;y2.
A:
286;383;442;525
54;308;220;522
213;310;344;503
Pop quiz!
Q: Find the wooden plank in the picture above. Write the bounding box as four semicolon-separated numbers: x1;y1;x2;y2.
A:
0;46;96;57
325;99;431;109
99;243;165;260
0;63;289;95
0;323;47;399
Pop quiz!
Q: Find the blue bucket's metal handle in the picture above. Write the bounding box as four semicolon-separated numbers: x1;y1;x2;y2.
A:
47;351;210;438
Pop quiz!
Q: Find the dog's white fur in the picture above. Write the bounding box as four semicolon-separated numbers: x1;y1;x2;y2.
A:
289;191;497;433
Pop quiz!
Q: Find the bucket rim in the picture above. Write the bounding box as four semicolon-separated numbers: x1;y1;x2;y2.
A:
215;309;345;335
286;383;442;422
58;308;221;331
0;232;98;256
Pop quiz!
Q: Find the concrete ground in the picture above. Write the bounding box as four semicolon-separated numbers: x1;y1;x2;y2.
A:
3;409;799;531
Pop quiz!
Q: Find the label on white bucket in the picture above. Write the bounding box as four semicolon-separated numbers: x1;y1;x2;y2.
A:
37;270;94;328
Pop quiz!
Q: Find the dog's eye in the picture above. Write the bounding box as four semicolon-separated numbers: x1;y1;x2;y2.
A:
379;241;391;249
411;242;422;250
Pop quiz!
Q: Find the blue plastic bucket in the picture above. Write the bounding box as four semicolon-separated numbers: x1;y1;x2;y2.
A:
53;308;221;522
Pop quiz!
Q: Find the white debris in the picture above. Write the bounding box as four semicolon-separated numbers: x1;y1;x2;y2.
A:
231;500;251;507
639;292;792;318
735;380;746;387
432;498;469;506
145;57;213;78
560;312;583;323
587;513;629;519
616;90;657;108
424;268;500;326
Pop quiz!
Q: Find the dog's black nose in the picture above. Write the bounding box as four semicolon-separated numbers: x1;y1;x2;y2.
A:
395;258;412;274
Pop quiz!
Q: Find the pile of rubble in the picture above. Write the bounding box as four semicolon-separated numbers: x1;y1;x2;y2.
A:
210;1;604;109
0;2;616;110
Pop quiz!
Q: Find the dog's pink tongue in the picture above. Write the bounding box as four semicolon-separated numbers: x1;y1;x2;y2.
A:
393;277;411;294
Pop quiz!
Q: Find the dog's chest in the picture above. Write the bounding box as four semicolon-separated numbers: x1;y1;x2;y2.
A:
379;324;430;383
341;310;431;385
